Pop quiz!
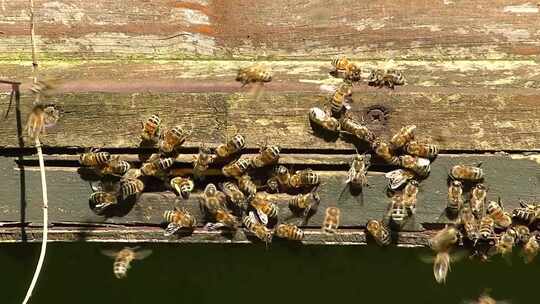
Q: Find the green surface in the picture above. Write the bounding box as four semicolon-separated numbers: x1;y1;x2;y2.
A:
1;243;537;304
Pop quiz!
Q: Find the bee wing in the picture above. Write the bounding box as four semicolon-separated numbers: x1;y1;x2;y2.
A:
164;223;181;236
418;254;435;264
256;209;269;226
90;181;104;192
134;249;152;260
100;249;118;258
385;169;407;190
93;202;114;215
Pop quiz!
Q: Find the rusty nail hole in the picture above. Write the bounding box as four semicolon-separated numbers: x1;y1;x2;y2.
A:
365;106;390;124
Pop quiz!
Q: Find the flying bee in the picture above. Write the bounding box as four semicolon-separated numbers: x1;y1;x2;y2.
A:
513;225;531;244
429;225;460;252
449;164;484;182
251;144;280;168
163;207;196;236
328;81;353;116
387;194;407;227
479;216;495;241
243;212;273;245
402;180;419;214
339;115;376;143
433;252;451;284
399;155;430;177
275;224;304;241
385;169;416;190
403;141;439;159
221;181;246;209
100;157;131;177
237;174;258;197
346;153;371;189
120;178;144;200
236;64;272;86
470;183;487;218
159;125;190;153
141;157;174;177
89;191;118;215
29;80;56;97
512;201;539;225
309;107;340;132
372;139;399;165
101;247;152;279
169;177;194;199
366;219;391;246
25;103;61;140
222;158;251;178
330;56;362;81
80;150;111;167
140;114;161;142
250;196;279;225
491;228;516;257
200;183;227;215
288;191;321;218
215;134;246;158
192;145;215;176
486;200;512;229
322;207;340;234
389;125;416;150
522;233;539;264
289;168;320;189
367;69;406;90
447;180;464;217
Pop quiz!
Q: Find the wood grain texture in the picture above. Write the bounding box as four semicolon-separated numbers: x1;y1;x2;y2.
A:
1;0;540;60
1;155;538;232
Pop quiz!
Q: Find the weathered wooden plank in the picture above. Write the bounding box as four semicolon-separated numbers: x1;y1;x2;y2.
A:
1;0;540;60
1;154;538;232
1;90;537;151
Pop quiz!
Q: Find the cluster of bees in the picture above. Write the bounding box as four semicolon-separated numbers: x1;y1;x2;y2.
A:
425;164;540;284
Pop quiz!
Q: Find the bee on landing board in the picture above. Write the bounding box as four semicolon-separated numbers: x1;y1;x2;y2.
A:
309;107;340;132
140;114;161;142
220;181;246;210
100;156;131;177
251;144;280;168
366;219;391;246
243;211;273;245
322;207;340;234
470;183;487;218
200;183;227;215
449;164;484;182
101;247;152;279
236;64;272;87
80;149;112;167
237;174;258;198
367;69;406;90
89;191;118;215
25;103;61;140
159;125;190;153
459;203;479;242
330;56;362;82
288;191;321;220
447;180;464;218
490;228;516;258
215;134;246;159
522;232;539;264
141;157;174;177
289;168;320;189
486;200;512;229
339;114;376;143
389;125;416;150
250;195;279;225
170;177;194;199
372;139;399;165
399;155;431;177
346;153;371;190
387;194;408;228
512;201;539;225
193;145;215;177
328;81;353;117
275;224;304;241
120;178;145;200
222;157;251;178
403;141;439;159
402;180;419;214
163;207;196;236
385;169;416;190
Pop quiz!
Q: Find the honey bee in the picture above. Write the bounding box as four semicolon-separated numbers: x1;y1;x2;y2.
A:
429;225;460;252
221;181;246;209
309;107;340;132
141;157;174;177
222;158;251;178
208;208;239;230
402;180;419;214
486;200;512;229
470;183;487;218
122;168;142;181
237;174;258;197
288;191;321;217
389;125;416;150
459;203;479;242
140;114;161;142
433;252;451;284
169;177;194;199
215;134;246;158
513;225;531;244
367;69;406;90
267;165;291;192
330;56;362;82
346;154;370;189
479;216;495;240
89;191;118;214
522;233;539;264
100;157;131;177
200;183;227;215
449;164;484;182
491;228;516;257
120;178;145;199
25;103;61;140
80;150;111;167
372;139;399;165
29;80;56;97
385;169;416;190
159;125;190;153
403;141;439;159
251;144;280;168
387;194;407;227
512;201;539;225
339;115;376;143
331;55;351;71
275;224;304;241
163;207;196;236
322;207;340;234
236;64;272;86
101;247;152;279
243;212;273;244
447;180;464;217
192;145;215;176
399;155;431;177
366;219;391;246
289;168;320;189
250;195;279;225
329;81;353;116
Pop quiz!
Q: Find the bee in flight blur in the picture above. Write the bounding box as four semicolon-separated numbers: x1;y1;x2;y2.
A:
25;103;61;140
101;247;152;279
464;290;511;304
367;69;406;90
425;225;461;284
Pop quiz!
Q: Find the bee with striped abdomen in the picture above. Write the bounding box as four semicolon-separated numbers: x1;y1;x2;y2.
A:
514;225;531;244
159;125;190;153
25;103;61;139
243;212;273;245
309;107;340;132
339;115;376;143
250;195;279;225
236;64;272;86
322;207;340;234
387;194;407;227
215;134;246;159
193;145;215;177
478;216;495;241
100;156;131;177
522;233;539;264
170;177;194;199
80;149;111;167
372;139;399;165
491;228;516;258
366;219;391;246
163;207;196;236
120;178;145;200
222;157;251;178
330;56;362;82
447;180;464;217
89;191;118;215
512;201;539;225
251;144;280;168
328;81;353;117
399;155;431;177
367;69;406;90
470;183;487;218
221;181;246;209
385;169;416;190
403;141;438;159
289;191;321;218
200;183;227;215
102;247;152;279
389;125;416;150
141;157;174;177
450;164;484;182
275;224;304;241
459;203;479;242
486;200;512;229
237;174;258;198
289;168;320;189
140;114;161;142
346;153;371;190
268;165;291;192
402;180;419;214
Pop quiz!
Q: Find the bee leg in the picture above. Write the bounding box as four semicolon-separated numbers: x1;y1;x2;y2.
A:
204;222;225;230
